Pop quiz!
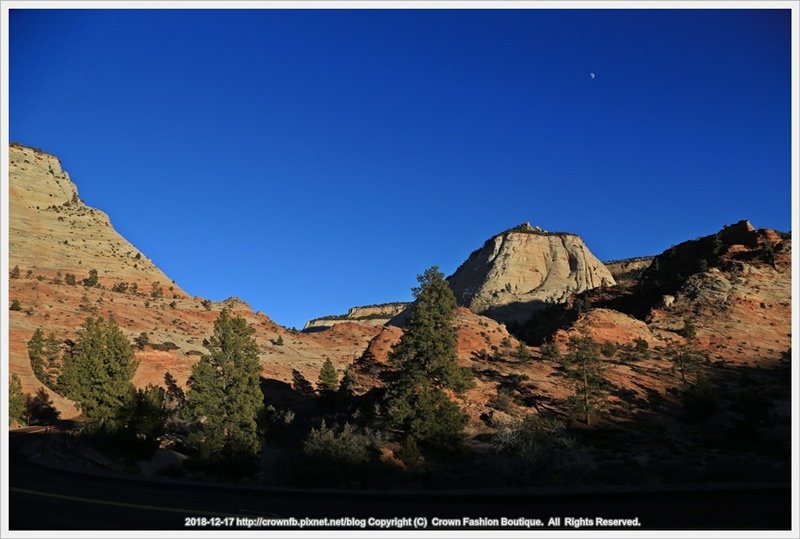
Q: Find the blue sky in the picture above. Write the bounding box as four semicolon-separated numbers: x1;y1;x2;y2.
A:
9;8;792;328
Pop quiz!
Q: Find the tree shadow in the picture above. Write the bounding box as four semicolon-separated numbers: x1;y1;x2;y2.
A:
570;358;792;487
25;388;60;425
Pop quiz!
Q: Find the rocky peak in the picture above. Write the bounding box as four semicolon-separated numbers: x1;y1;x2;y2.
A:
717;219;757;248
8;143;183;292
448;224;615;324
9;143;80;209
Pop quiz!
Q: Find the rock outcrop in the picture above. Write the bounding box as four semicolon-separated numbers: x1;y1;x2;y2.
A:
447;223;615;324
304;302;409;331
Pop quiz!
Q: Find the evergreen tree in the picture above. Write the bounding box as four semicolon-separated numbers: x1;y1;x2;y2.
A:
150;281;164;298
59;316;139;432
387;266;474;449
561;334;607;426
164;371;186;430
668;342;706;384
9;374;26;425
185;309;265;473
291;369;315;395
540;340;561;361
317;359;339;394
682;318;697;341
134;332;150;350
83;268;99;287
338;366;357;398
10;265;20;279
27;328;48;386
127;384;167;449
514;341;532;361
44;333;62;390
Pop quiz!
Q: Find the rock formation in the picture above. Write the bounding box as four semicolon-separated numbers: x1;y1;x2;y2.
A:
304;302;409;331
447;223;615;324
604;256;653;285
8;143;181;292
7;144;376;411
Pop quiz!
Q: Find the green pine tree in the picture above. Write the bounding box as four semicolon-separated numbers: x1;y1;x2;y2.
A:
338;366;357;398
27;328;48;386
561;334;607;426
126;384;167;450
668;342;706;384
682;318;697;341
43;333;62;390
514;341;532;361
9;374;26;426
387;266;474;449
164;371;186;430
185;309;265;474
317;359;339;394
59;316;139;433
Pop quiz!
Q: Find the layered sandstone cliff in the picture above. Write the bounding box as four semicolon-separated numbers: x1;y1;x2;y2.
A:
304;302;409;331
8;143;181;292
447;223;615;324
7;144;377;410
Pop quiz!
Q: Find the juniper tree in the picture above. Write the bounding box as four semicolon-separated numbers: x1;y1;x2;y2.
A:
83;268;99;288
59;316;139;433
184;309;265;473
133;332;150;350
150;282;164;299
561;334;607;426
387;266;474;449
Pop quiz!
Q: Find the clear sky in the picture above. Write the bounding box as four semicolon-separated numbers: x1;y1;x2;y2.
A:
9;8;792;329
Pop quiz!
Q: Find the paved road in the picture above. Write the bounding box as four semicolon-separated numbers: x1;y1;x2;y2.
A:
8;429;791;531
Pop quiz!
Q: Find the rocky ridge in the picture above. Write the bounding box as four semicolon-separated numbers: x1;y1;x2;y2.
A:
7;144;377;414
8;143;181;293
304;302;409;331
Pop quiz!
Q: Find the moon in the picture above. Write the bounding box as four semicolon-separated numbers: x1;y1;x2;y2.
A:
590;72;596;79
